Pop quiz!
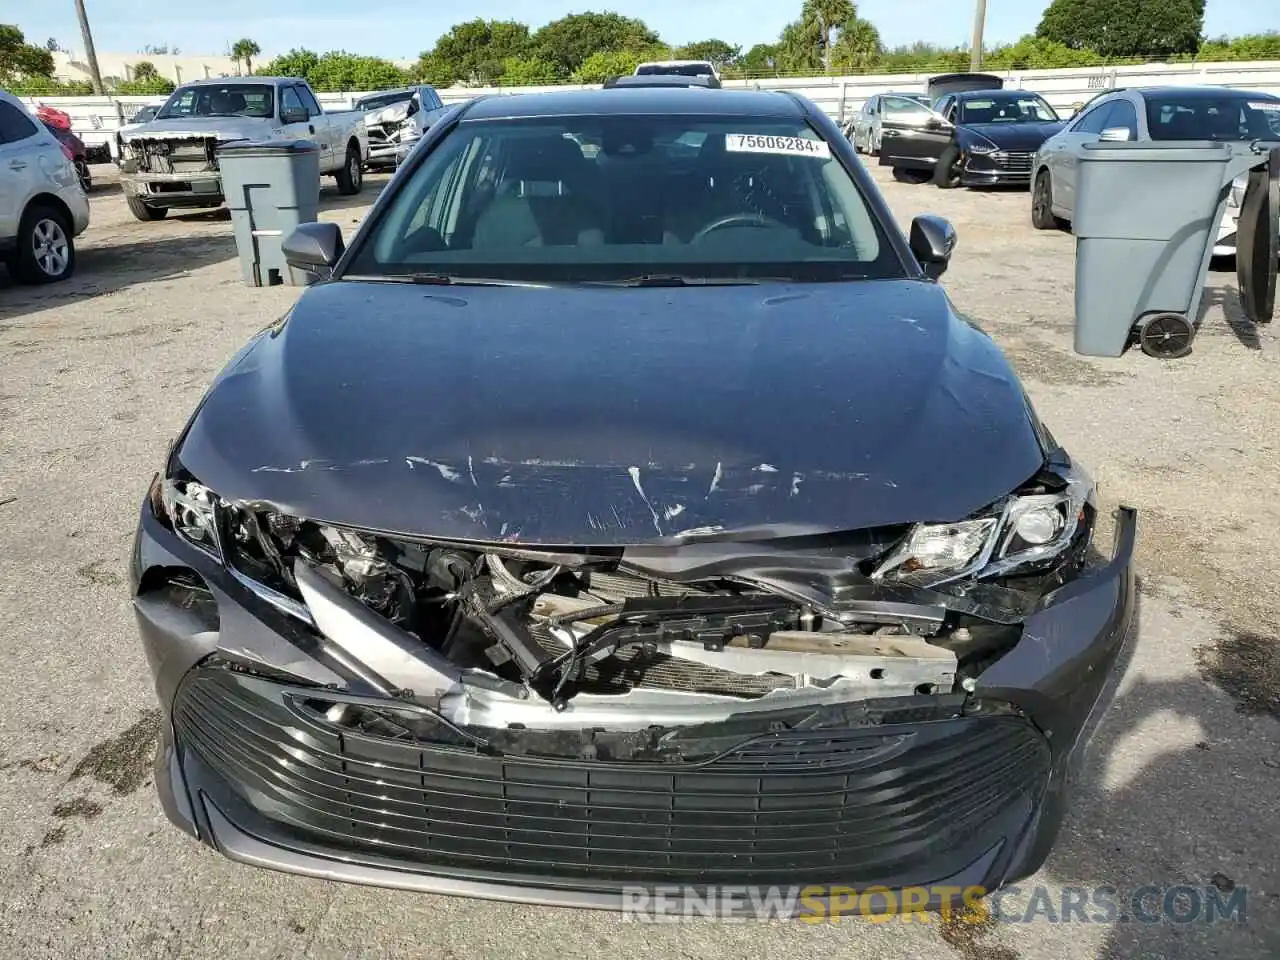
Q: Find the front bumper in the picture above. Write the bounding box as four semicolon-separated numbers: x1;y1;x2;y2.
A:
133;503;1137;910
366;137;420;169
121;170;225;207
960;151;1035;186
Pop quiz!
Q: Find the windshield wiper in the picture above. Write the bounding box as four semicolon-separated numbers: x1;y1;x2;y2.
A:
346;273;544;287
593;274;765;287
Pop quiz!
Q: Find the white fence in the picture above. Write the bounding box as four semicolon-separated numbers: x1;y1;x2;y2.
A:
21;59;1280;155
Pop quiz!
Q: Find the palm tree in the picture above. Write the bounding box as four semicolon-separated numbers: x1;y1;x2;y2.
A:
231;38;261;75
802;0;854;70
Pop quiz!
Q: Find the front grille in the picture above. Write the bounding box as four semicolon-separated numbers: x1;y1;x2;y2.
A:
176;667;1050;887
990;151;1033;172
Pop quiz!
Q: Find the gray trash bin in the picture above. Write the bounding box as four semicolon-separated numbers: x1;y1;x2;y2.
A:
217;139;321;287
1072;141;1251;359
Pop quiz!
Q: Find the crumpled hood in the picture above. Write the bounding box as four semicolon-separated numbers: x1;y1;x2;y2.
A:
176;279;1047;545
122;116;273;143
366;101;411;126
961;121;1067;151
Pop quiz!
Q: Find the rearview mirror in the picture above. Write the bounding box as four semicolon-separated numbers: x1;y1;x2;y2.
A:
909;215;957;280
283;222;345;277
1100;127;1131;142
281;106;309;125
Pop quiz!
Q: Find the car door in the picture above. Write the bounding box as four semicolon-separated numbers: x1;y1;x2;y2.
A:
0;98;44;240
856;97;876;148
880;94;950;170
296;85;335;168
280;84;326;165
1051;99;1119;215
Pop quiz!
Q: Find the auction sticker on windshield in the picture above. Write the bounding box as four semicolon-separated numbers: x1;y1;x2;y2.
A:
726;134;832;158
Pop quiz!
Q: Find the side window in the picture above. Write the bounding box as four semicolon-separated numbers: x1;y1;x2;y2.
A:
1106;99;1139;138
426;88;443;110
296;85;323;117
0;101;39;143
1071;103;1111;135
280;86;305;118
942;98;957;122
866;97;878;116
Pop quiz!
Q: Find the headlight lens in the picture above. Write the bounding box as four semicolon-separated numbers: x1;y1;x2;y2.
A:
157;477;221;558
873;483;1089;585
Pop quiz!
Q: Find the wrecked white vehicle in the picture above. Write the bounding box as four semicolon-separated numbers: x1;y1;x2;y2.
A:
355;85;449;170
117;77;369;221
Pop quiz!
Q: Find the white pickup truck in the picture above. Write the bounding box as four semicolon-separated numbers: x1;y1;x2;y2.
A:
117;76;369;221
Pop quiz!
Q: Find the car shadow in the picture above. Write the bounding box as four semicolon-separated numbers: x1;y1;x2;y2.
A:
0;233;238;319
1037;583;1279;958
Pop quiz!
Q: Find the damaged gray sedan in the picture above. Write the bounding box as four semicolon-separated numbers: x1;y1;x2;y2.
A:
133;87;1136;911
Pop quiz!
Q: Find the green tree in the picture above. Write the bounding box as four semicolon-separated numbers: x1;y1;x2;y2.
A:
878;41;969;73
0;24;56;81
986;35;1099;69
499;56;561;86
571;48;651;83
231;38;261;74
675;39;740;68
418;19;531;85
802;0;854;67
307;52;408;91
132;60;159;80
532;12;659;76
1197;32;1280;62
735;43;781;77
257;48;320;79
1037;0;1205;58
115;74;175;95
829;17;882;73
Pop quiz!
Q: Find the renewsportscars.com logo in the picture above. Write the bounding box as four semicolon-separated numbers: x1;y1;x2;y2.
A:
620;883;1248;924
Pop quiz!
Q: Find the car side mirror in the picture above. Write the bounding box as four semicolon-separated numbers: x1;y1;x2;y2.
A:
1100;127;1131;142
283;222;345;277
925;116;942;130
909;215;957;280
281;106;309;125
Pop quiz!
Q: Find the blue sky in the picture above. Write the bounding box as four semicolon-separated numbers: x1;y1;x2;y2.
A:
18;0;1277;62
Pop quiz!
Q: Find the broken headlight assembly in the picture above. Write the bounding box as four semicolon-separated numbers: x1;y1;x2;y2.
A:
871;479;1091;586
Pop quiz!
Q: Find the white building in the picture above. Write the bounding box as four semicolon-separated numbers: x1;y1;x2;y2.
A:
52;50;247;86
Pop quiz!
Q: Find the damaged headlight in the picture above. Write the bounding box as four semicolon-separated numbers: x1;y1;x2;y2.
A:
872;482;1089;586
152;476;222;559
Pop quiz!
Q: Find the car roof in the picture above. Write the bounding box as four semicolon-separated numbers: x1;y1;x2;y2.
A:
604;74;718;89
179;76;299;86
1131;85;1280;100
461;87;806;120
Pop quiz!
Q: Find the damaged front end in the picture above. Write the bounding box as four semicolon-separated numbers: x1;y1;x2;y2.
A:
364;102;422;170
120;134;226;204
134;455;1135;906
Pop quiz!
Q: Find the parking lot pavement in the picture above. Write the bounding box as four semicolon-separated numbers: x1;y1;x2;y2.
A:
1;162;1278;960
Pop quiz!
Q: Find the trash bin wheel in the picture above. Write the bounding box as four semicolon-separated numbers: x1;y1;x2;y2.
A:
1135;313;1195;360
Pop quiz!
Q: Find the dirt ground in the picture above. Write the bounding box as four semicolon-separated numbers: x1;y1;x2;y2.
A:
0;161;1277;960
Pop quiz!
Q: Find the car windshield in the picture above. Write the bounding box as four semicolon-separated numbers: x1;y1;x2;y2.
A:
959;95;1058;124
348;114;902;284
156;84;274;120
357;91;412;112
1144;93;1280;141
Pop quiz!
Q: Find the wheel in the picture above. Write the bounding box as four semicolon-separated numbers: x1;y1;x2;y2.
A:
76;161;91;193
1136;313;1195;359
1031;170;1066;230
335;144;363;195
126;195;167;221
933;145;962;188
867;132;879;158
13;204;75;283
891;167;929;184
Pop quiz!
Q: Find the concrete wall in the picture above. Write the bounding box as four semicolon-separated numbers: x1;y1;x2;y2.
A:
24;58;1280;153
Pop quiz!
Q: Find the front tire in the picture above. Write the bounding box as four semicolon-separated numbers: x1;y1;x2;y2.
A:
891;167;929;184
13;204;75;284
126;195;167;221
1031;170;1066;230
335;144;363;195
933;145;962;188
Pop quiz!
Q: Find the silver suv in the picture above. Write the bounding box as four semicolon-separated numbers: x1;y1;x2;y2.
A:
0;89;91;283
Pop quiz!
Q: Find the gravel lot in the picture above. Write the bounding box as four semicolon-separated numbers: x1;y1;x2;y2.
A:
1;160;1278;960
